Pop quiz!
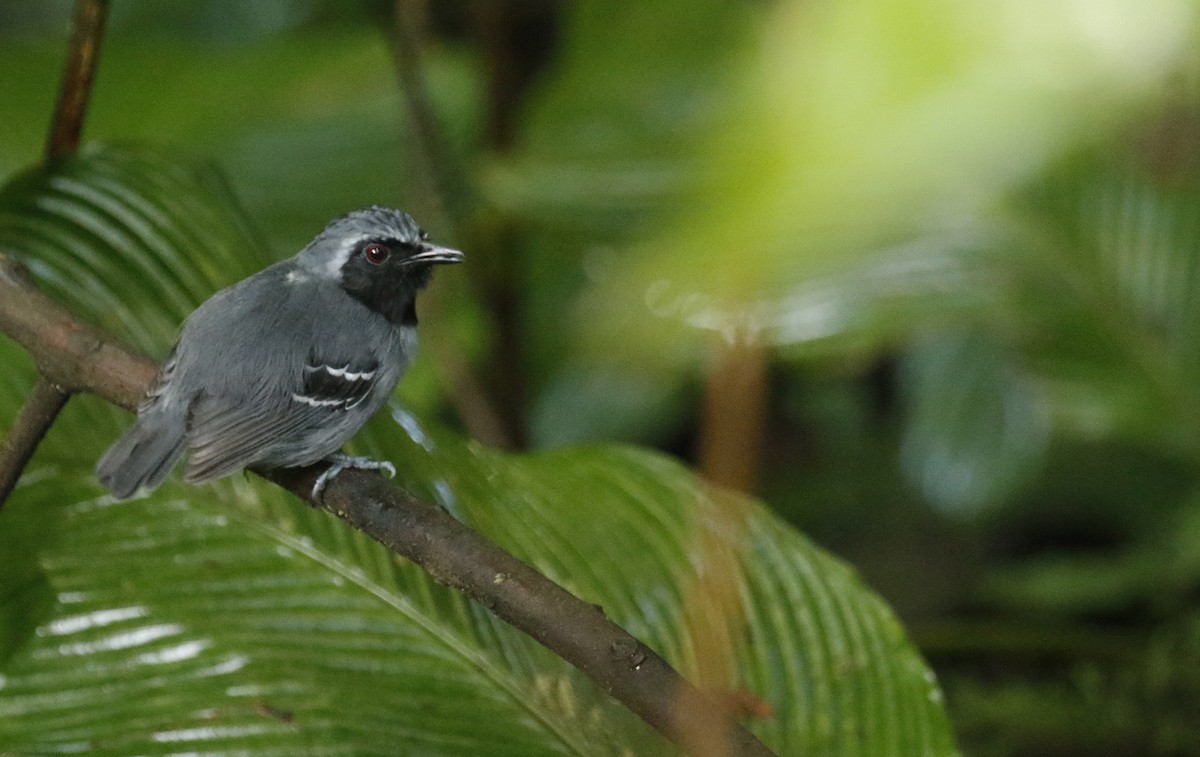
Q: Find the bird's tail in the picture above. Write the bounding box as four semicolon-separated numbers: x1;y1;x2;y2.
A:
95;407;187;499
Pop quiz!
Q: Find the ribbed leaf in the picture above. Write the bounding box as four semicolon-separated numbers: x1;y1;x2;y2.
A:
900;333;1049;515
0;145;956;755
1014;155;1200;446
0;144;269;353
504;0;1195;376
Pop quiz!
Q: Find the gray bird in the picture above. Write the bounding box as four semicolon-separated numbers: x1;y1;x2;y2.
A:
95;206;462;500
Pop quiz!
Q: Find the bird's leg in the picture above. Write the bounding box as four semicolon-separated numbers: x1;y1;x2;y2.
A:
312;453;396;501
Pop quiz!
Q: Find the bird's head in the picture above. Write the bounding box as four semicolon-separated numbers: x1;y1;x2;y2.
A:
297;206;463;324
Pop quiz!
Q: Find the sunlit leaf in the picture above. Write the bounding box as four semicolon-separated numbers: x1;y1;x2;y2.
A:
565;0;1195;372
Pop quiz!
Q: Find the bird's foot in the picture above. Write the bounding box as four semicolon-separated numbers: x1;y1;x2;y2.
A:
311;453;396;501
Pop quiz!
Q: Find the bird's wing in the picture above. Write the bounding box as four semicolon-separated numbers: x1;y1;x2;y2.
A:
182;349;383;482
291;353;381;411
138;344;179;413
179;277;394;482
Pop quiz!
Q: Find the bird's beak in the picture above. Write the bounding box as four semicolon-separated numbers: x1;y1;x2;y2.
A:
406;244;465;266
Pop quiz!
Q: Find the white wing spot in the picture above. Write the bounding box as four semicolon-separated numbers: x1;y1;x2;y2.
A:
291;393;348;409
305;364;376;382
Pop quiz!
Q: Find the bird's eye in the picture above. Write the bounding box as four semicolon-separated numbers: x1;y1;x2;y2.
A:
418;229;430;242
363;243;391;265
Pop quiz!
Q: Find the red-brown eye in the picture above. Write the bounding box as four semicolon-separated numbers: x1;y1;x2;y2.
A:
363;243;391;265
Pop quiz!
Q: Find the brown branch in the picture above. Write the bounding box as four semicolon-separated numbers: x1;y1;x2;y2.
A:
264;465;770;754
1;0;112;506
0;377;70;506
0;255;155;407
698;335;769;493
0;250;775;755
461;1;564;449
0;249;141;508
46;0;110;160
427;334;515;449
390;0;472;231
387;1;522;449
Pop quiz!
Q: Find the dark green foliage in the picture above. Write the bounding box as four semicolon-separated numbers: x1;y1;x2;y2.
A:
2;0;1199;753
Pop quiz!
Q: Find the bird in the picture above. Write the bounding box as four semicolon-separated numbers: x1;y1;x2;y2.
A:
95;206;463;501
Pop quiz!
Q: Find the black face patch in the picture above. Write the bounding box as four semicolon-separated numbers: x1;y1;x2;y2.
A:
339;238;433;324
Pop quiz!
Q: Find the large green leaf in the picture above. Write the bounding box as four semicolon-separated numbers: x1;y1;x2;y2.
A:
0;145;956;755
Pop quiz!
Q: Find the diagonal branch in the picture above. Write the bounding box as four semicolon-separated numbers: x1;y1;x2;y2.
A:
0;377;69;505
389;0;472;232
0;250;775;755
386;1;518;451
0;255;155;407
46;0;111;160
0;0;111;507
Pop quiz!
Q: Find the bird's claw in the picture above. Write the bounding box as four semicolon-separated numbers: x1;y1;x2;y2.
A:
311;454;396;502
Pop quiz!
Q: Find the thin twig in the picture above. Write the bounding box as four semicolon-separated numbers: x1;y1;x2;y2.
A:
0;377;70;507
462;1;559;447
387;0;523;448
0;250;775;755
46;0;111;160
427;335;514;448
390;0;472;231
1;0;112;508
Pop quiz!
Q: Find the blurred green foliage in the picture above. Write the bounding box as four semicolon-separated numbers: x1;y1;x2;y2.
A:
2;0;1200;754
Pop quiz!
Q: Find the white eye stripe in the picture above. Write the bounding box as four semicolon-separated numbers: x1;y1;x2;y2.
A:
324;237;361;278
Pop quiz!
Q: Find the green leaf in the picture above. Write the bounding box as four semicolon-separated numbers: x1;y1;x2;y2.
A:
1012;150;1200;451
0;143;269;354
490;0;753;232
528;365;691;448
900;333;1049;515
545;0;1196;374
0;144;957;755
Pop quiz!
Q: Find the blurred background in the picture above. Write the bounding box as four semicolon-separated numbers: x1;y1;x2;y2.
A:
3;0;1200;753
